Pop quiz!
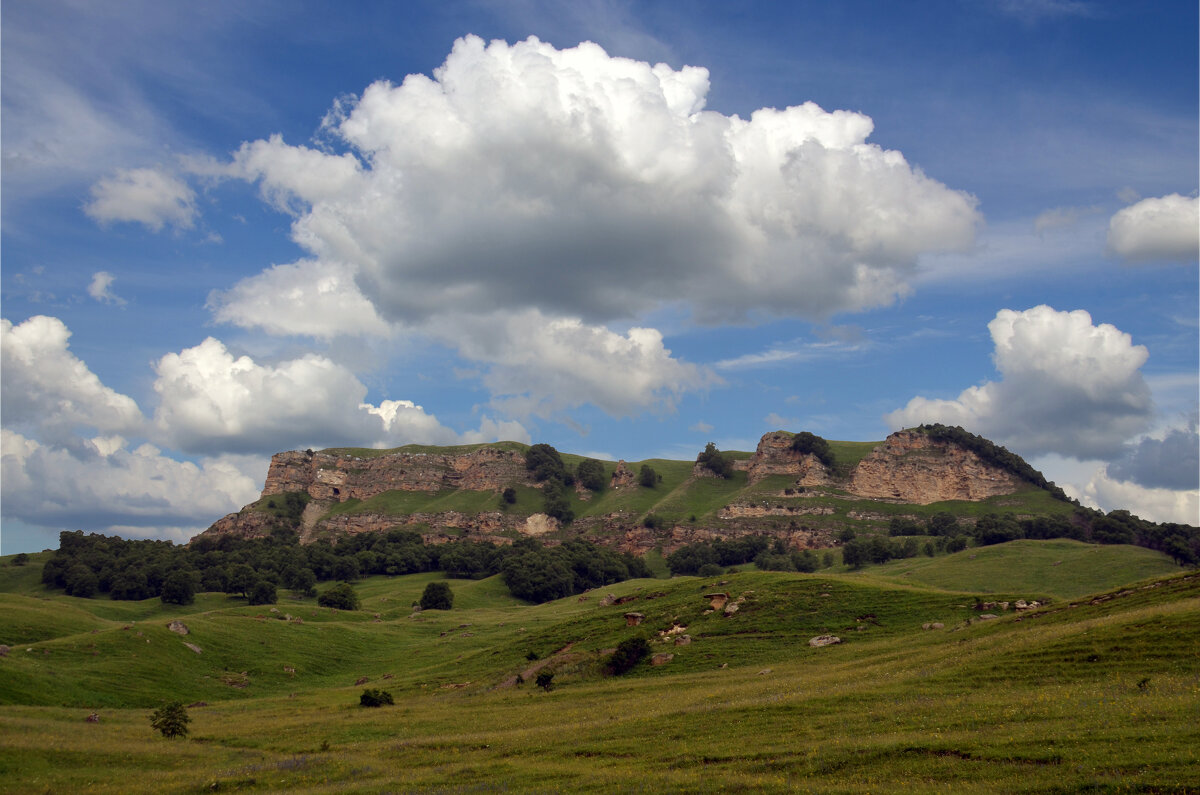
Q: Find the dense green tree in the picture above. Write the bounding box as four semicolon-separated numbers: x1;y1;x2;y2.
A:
65;563;98;598
576;458;606;492
638;464;660;488
149;702;190;738
607;636;650;675
419;580;454;610
248;580;277;606
790;431;834;467
318;582;360;610
160;570;197;606
696;442;733;479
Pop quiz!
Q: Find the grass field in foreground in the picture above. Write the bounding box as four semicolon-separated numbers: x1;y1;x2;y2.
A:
0;550;1197;792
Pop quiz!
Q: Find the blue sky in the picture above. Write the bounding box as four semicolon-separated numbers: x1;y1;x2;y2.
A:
2;0;1197;554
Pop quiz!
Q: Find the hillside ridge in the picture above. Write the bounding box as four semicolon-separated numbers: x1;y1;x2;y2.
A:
199;427;1060;551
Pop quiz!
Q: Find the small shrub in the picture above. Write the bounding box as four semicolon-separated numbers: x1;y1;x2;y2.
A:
359;688;394;707
12;552;29;566
698;562;723;577
419;581;454;610
502;487;517;505
536;671;554;691
638;464;659;488
149;702;190;738
607;636;650;675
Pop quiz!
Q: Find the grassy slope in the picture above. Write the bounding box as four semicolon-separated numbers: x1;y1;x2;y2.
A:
855;539;1181;599
1;549;1197;792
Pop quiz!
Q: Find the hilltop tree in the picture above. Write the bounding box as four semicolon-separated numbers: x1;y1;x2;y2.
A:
638;464;659;488
697;442;733;479
790;431;834;467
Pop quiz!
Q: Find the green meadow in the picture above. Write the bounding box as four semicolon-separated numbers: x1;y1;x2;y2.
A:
1;544;1197;793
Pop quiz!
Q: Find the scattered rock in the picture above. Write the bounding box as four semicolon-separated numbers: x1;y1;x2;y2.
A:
624;612;644;626
187;701;208;708
809;635;842;647
921;622;945;630
183;642;202;654
599;594;617;607
0;645;8;657
723;603;740;617
382;673;394;679
757;668;773;675
674;635;692;647
354;676;370;686
85;712;99;723
283;666;296;676
978;614;999;621
167;620;189;636
819;593;831;598
704;593;730;610
650;653;674;666
270;608;280;614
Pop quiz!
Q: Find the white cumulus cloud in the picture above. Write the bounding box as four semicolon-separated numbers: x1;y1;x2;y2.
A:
209;35;979;419
886;305;1154;460
1063;463;1199;526
151;336;525;453
1;315;145;442
1106;193;1199;263
84;166;197;231
0;429;261;532
432;309;719;419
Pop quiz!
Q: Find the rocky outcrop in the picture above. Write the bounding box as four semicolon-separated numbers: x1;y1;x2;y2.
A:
264;446;534;503
745;431;832;486
848;429;1024;504
610;461;636;489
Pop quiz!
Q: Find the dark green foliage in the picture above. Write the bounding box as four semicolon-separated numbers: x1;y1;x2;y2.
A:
576;458;606;492
535;672;554;691
438;541;501;579
696;442;733;479
926;512;960;537
638;464;660;488
946;535;969;553
317;582;360;610
697;563;724;577
790;431;834;467
541;480;575;525
149;702;190;738
974;514;1024;546
792;549;818;573
12;552;29;566
918;424;1069;500
502;487;517;505
65;563;98;598
419;580;454;610
667;536;771;576
248;580;277;606
842;535;917;568
160;570;197;605
359;688;394;707
501;539;648;604
642;513;664;530
607;636;650;675
889;517;923;536
525;443;572;484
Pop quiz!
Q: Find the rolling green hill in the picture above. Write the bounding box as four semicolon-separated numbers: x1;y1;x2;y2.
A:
1;546;1197;792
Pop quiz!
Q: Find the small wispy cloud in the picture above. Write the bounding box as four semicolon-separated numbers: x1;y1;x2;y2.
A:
88;271;126;306
714;339;868;371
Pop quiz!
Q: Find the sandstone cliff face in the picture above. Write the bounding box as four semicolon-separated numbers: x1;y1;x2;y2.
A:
744;431;832;485
848;429;1024;504
264;446;534;503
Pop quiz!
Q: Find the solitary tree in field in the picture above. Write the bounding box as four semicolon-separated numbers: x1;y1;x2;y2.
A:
150;702;190;738
419;580;454;610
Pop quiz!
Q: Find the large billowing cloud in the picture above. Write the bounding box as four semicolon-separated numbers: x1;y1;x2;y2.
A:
1;429;261;531
886;306;1154;460
151;336;525;453
1066;463;1199;527
84;166;197;231
1;315;144;442
1106;193;1200;263
207;35;979;416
